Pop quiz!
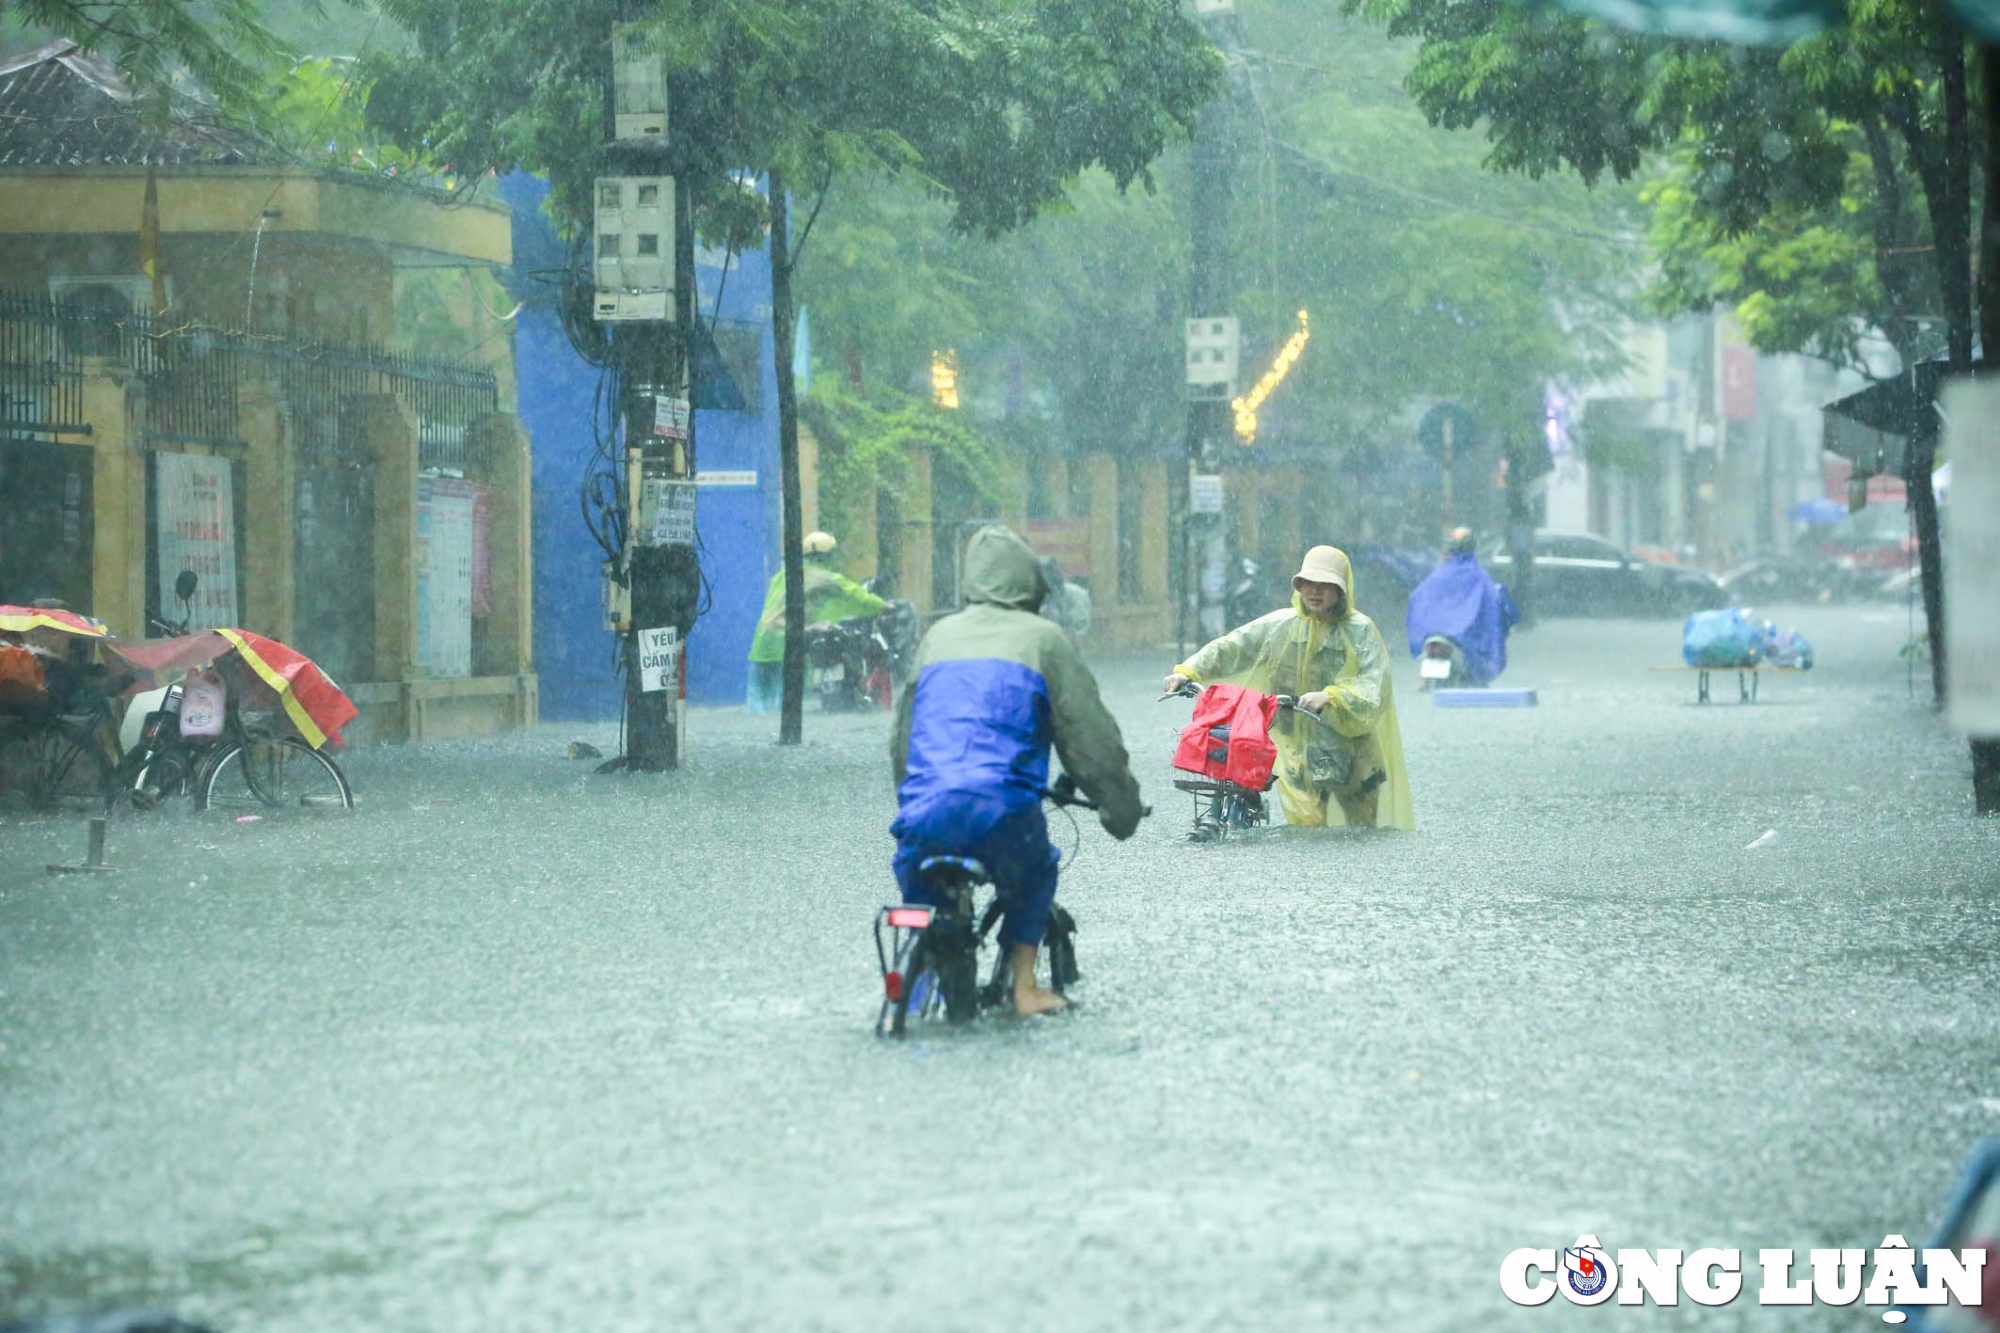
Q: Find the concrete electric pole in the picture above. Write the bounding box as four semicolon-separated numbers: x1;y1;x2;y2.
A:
1180;0;1240;659
596;13;699;771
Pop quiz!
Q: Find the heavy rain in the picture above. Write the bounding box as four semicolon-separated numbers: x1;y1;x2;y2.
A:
2;0;1998;1330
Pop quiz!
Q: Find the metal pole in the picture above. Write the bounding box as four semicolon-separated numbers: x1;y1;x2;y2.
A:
772;170;807;747
1183;14;1237;655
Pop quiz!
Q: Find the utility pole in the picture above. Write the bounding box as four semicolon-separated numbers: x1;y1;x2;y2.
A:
596;11;698;771
771;170;807;747
1180;1;1239;658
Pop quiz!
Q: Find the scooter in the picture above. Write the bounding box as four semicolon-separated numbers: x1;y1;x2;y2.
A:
1226;558;1286;628
874;778;1141;1037
1418;634;1471;689
803;613;897;711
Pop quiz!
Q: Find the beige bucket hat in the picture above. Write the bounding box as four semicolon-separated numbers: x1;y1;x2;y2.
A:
1291;545;1348;591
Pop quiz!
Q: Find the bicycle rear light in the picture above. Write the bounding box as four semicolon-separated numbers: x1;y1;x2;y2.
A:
885;907;933;930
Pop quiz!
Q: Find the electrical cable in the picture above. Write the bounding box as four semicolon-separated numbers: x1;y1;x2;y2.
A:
1049;790;1085;872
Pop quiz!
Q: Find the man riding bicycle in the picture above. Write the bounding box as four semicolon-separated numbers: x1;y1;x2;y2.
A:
891;525;1143;1015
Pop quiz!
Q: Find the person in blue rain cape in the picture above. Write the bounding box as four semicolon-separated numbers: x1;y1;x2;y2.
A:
1405;528;1519;686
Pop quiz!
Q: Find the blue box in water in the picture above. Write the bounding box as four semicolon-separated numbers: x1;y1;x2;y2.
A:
1434;688;1538;708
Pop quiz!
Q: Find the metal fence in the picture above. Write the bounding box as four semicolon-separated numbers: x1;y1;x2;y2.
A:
0;291;499;468
0;290;85;434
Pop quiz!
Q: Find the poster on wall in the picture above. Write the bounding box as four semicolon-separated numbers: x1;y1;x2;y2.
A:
416;477;475;678
154;451;239;631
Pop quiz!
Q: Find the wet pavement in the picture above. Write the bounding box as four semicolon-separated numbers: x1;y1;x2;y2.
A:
3;605;1997;1330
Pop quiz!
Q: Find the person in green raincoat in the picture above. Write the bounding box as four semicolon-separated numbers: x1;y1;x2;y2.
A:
746;531;887;713
1163;544;1414;829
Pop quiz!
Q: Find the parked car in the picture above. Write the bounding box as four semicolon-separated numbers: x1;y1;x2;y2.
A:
1720;552;1877;604
1483;530;1726;618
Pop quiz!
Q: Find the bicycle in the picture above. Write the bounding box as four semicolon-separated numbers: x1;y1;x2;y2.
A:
873;779;1143;1037
119;588;354;815
1158;678;1336;841
0;673;127;813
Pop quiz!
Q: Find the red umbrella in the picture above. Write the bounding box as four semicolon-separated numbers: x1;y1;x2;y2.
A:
103;629;358;750
0;604;110;640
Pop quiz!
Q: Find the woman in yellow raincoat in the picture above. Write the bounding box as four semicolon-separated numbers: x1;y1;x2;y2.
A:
1163;545;1414;829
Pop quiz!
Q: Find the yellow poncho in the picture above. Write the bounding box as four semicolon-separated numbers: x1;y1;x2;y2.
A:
1173;547;1414;830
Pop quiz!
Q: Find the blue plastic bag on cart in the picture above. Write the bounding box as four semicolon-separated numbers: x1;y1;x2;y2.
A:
1682;608;1768;668
1766;628;1814;669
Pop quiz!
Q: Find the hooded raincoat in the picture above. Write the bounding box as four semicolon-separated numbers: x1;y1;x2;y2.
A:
747;561;886;664
1172;547;1415;830
891;526;1142;947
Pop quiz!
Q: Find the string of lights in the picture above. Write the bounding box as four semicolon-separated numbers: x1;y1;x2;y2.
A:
1231;309;1309;443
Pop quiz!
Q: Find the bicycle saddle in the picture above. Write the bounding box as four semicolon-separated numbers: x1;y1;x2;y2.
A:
917;854;987;882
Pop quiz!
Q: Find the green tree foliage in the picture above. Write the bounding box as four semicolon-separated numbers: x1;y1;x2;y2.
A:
1346;0;1972;368
2;0;290;110
797;2;1633;466
362;0;1223;246
1641;122;1937;368
800;378;1009;547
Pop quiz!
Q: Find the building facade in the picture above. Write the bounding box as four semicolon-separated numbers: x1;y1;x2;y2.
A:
0;41;533;740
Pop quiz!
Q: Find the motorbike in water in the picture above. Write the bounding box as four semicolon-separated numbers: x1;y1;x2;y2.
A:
1225;557;1289;628
873;777;1144;1037
803;614;894;712
803;579;918;712
1417;634;1474;689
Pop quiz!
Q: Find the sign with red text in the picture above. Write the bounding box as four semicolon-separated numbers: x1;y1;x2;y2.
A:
153;451;238;631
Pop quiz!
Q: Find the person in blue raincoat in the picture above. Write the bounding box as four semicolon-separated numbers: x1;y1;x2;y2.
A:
1405;528;1520;686
891;525;1143;1015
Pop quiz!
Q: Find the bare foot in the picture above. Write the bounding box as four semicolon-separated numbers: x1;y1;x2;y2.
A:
1013;982;1069;1016
1007;942;1068;1015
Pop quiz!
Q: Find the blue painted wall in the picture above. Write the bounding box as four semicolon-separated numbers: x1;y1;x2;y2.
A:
685;215;780;706
502;172;780;718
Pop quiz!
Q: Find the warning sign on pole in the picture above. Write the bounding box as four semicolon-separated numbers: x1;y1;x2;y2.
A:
652;394;691;440
637;625;680;692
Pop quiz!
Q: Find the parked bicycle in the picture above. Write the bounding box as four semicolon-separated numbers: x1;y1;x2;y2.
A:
0;603;128;812
873;777;1144;1037
116;571;355;815
0;668;128;812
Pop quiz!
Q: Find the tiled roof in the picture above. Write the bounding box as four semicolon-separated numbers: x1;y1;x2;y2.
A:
0;40;269;167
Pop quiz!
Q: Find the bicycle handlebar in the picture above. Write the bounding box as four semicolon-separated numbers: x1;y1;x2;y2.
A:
1158;681;1331;725
1040;783;1152;819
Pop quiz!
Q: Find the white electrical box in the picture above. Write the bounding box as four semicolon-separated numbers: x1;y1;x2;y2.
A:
1184;315;1239;387
602;559;630;631
594;176;675;322
611;22;668;143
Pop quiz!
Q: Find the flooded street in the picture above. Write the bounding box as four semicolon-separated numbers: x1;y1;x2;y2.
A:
3;607;1995;1330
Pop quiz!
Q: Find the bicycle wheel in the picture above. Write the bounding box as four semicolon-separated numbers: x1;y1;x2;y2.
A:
198;734;353;813
27;717;118;812
936;937;980;1023
889;937;937;1037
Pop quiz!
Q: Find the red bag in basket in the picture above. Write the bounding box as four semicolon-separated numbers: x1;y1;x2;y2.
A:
1172;682;1278;790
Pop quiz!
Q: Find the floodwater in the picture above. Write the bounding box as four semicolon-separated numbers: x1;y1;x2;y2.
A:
3;607;1996;1330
